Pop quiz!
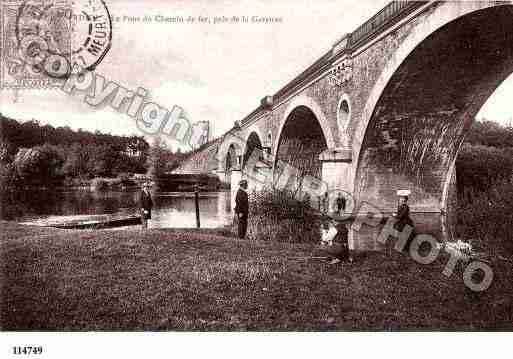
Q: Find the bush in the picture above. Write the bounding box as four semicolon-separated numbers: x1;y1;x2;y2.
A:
90;177;108;192
244;187;321;243
13;144;64;186
117;172;130;182
456;179;513;255
0;163;20;190
456;143;513;200
65;176;90;188
117;172;136;187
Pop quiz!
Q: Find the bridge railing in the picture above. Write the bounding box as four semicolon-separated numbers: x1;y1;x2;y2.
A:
348;1;428;49
239;1;429;129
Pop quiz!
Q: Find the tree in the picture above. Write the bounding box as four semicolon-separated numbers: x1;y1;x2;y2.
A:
456;143;513;203
1;115;150;178
0;163;19;190
0;140;15;164
13;144;64;186
146;136;168;183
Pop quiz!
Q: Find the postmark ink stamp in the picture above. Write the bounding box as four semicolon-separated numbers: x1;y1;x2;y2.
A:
64;0;112;74
1;0;71;88
0;0;112;89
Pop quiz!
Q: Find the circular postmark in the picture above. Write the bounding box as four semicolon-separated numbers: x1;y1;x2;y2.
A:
14;0;112;79
67;0;112;72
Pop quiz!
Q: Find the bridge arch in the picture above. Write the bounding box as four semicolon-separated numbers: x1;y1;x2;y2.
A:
217;137;243;173
242;130;264;169
274;102;330;185
352;2;513;212
274;95;335;161
226;143;241;171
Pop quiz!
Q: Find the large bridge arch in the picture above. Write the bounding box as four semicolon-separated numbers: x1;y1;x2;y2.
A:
217;137;243;173
242;129;264;169
273;95;335;161
271;95;334;192
352;1;513;212
274;106;330;191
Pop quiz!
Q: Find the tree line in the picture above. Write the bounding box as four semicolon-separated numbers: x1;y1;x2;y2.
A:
0;114;185;189
456;119;513;201
454;119;513;254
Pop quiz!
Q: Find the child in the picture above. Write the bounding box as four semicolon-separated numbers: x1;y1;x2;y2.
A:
327;221;351;264
320;219;337;246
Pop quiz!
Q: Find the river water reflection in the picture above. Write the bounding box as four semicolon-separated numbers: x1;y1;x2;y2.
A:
2;189;454;245
1;189;233;229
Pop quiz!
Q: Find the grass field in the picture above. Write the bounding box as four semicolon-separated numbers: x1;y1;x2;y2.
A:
1;221;512;330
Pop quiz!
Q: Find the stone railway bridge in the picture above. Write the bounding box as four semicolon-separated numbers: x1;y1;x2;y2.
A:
176;1;513;246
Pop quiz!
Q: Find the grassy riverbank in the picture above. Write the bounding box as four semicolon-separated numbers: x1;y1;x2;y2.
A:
1;221;512;330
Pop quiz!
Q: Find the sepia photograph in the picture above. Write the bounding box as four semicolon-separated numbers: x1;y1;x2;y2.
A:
1;0;513;356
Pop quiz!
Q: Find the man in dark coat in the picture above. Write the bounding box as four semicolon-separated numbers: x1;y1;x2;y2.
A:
326;219;353;264
335;192;346;216
140;182;153;229
234;179;249;239
394;194;415;251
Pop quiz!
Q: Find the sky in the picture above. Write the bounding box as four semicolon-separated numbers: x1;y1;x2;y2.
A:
1;0;513;150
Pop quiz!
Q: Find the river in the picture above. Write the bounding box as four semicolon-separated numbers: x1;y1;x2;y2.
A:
1;189;233;229
1;189;454;246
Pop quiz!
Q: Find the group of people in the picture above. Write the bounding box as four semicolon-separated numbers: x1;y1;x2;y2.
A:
139;179;415;258
320;190;414;263
320;191;347;216
136;179;250;233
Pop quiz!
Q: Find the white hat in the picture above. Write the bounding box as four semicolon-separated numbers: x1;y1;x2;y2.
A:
397;189;411;197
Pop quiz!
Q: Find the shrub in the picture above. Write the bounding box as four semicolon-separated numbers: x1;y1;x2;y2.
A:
245;186;321;243
90;177;108;192
0;163;20;190
456;143;513;200
456;179;513;255
117;172;136;187
13;144;64;186
117;172;130;182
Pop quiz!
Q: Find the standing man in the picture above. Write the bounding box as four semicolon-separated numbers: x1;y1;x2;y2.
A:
320;191;330;215
234;179;249;239
140;182;153;229
335;192;346;216
394;190;415;251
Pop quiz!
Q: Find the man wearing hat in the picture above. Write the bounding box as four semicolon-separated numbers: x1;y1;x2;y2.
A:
394;190;414;251
234;179;249;239
335;192;346;216
140;182;153;229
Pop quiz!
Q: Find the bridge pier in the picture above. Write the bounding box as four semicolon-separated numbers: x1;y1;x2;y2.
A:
229;170;242;212
320;147;353;194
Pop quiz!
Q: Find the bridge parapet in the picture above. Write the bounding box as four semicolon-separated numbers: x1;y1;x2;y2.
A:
348;1;427;49
239;1;429;130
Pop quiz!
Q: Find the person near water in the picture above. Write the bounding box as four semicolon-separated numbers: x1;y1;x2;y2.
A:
335;192;346;216
320;191;330;215
140;182;153;229
234;179;249;239
394;190;415;251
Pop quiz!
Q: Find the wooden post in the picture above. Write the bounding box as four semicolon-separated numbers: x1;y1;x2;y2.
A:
195;186;200;228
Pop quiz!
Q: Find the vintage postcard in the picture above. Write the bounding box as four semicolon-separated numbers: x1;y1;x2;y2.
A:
1;0;513;357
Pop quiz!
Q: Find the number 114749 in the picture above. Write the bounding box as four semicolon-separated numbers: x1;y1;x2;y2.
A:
12;347;43;355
